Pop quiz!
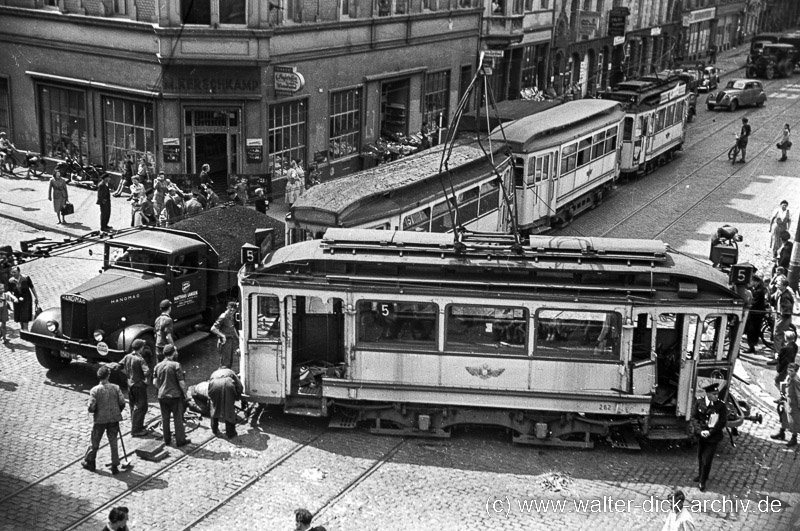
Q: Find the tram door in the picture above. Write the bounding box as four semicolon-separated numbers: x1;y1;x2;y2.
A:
290;296;345;391
531;152;555;222
245;294;285;402
674;314;700;418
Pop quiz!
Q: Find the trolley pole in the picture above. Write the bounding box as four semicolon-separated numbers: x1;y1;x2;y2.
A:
788;221;800;291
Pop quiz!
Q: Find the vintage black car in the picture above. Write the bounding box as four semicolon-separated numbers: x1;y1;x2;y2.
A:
748;43;797;79
706;79;767;112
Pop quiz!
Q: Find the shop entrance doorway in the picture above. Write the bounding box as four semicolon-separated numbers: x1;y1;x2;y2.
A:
185;108;241;194
380;79;410;140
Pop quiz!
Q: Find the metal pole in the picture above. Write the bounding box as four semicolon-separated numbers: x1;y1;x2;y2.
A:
787;219;800;291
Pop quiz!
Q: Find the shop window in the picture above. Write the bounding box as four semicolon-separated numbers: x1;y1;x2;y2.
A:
381;79;409;139
329;88;362;160
268;99;307;179
38;85;88;162
181;0;246;25
0;77;9;132
446;304;527;354
252;295;281;340
423;71;450;130
102;96;155;175
535;309;620;359
357;301;437;347
521;45;537;89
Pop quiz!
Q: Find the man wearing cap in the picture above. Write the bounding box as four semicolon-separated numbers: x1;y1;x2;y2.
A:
211;301;240;369
163;186;183;226
692;382;728;491
154;299;174;363
119;339;151;437
184;189;204;216
97;173;113;232
136;187;157;226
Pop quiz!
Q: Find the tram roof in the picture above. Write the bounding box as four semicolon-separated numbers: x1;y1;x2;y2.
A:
292;140;506;223
253;229;736;296
490;99;624;152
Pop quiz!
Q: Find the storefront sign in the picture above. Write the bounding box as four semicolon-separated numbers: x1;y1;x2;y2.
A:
651;27;661;36
163;138;181;163
274;66;305;96
579;12;600;37
685;8;716;25
483;50;504;58
162;66;260;95
246;138;263;164
608;8;627;37
613;36;625;47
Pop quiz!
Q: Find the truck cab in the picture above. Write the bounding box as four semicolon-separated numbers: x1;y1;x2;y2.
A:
22;228;218;369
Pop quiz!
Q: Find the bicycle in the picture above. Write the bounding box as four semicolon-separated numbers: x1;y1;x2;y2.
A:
727;135;741;164
1;148;46;178
759;307;797;350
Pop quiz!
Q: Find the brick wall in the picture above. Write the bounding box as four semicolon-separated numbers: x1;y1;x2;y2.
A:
63;0;86;14
135;0;156;22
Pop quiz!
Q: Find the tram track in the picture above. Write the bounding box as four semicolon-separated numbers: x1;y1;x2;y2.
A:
567;78;800;241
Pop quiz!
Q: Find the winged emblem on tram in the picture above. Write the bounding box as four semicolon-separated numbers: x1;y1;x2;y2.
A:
465;364;505;379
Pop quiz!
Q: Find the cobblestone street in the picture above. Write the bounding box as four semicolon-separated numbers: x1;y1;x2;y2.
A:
1;48;800;531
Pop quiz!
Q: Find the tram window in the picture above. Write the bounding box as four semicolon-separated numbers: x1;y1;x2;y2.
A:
252;294;281;340
356;300;437;348
622;117;633;141
458;187;479;224
535;309;620;359
676;101;685;122
723;314;740;360
561;143;577;173
577;138;591;166
539;154;552;182
514;157;526;187
431;199;455;232
478;180;499;215
666;104;675;127
446;305;527;354
699;316;722;360
632;313;653;361
605;127;617;154
591;131;605;159
655;108;666;132
402;207;431;232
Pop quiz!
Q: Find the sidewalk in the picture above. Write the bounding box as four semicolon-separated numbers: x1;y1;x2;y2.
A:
0;169;289;241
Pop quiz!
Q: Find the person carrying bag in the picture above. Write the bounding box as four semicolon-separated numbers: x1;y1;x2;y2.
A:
778;123;792;162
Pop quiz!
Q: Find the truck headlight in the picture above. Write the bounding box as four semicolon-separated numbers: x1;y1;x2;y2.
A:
93;329;105;342
46;320;59;333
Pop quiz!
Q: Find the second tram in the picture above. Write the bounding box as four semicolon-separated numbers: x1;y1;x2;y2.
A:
238;229;751;446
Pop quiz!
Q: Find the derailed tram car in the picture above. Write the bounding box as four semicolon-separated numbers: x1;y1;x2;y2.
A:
238;229;752;447
600;74;690;178
491;99;625;234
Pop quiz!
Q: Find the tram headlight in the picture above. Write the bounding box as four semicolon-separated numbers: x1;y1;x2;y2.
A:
46;320;59;333
93;329;105;342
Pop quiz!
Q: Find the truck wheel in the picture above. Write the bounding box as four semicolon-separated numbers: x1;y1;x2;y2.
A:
35;346;71;369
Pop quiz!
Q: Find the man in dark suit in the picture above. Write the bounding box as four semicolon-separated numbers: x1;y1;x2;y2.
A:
693;382;728;491
97;173;112;232
776;230;793;272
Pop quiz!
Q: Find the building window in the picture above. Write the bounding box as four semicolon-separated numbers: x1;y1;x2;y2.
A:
38;85;87;162
459;65;472;112
113;0;127;15
181;0;246;25
0;77;9;132
521;45;537;89
424;70;450;130
540;0;548;8
524;0;533;10
512;0;523;14
102;96;155;175
377;0;391;15
269;99;306;177
44;0;59;6
329;88;361;160
342;0;350;16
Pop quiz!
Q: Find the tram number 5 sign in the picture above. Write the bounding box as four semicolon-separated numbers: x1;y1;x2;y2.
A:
729;264;753;286
241;243;260;268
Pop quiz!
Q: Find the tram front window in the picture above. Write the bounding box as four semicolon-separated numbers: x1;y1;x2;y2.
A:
535;309;620;359
446;305;527;355
252;295;280;340
699;315;722;360
357;301;437;348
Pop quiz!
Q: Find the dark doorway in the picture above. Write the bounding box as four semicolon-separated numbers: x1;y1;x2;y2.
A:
194;133;228;194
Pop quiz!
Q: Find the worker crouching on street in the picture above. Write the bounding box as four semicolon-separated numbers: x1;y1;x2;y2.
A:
208;365;243;439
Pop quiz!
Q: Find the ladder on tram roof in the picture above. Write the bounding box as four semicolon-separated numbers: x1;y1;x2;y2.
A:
320;228;668;264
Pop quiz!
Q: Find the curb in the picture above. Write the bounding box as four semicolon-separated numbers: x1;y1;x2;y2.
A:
0;209;81;238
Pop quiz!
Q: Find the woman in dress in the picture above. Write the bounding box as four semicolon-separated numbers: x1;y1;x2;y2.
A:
769;200;792;258
47;169;69;224
8;265;38;332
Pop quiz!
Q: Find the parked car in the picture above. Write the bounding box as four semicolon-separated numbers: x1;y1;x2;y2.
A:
698;66;721;92
706;79;767;111
748;43;797;79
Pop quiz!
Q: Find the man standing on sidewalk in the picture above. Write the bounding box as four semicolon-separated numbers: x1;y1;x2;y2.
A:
81;366;126;475
735;118;751;164
120;339;150;437
154;299;175;363
97;174;113;232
